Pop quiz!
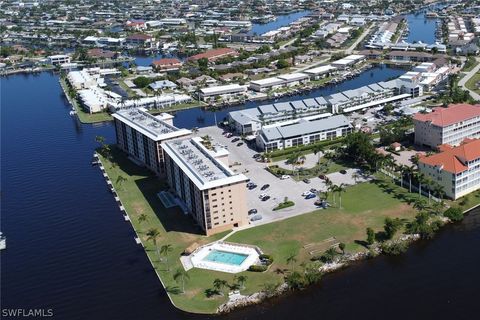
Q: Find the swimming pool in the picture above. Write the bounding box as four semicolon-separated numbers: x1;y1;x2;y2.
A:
203;250;248;266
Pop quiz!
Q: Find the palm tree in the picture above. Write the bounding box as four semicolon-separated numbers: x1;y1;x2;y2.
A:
352;171;361;184
191;127;199;135
160;244;174;271
417;172;426;197
336;183;346;209
116;175;127;190
235;275;248;290
286;152;301;174
405;166;415;193
173;268;190;293
213;278;228;296
286;252;297;272
413;198;427;212
138;213;148;224
146;228;161;261
313;145;324;165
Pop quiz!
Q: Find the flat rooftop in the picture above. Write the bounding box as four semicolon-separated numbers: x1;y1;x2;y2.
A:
112;108;191;141
163;137;248;190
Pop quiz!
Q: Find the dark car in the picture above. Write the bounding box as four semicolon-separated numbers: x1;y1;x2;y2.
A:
262;195;271;201
260;184;270;190
237;142;244;147
248;209;258;215
305;193;316;199
303;178;311;184
248;184;257;190
319;174;326;180
232;137;240;142
340;169;347;174
310;188;317;194
253;154;261;159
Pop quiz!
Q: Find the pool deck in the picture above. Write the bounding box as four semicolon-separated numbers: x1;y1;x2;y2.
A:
186;241;262;273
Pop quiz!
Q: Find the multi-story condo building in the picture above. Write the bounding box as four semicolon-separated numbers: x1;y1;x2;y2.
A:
112;108;191;175
256;115;352;151
48;54;71;66
162;137;249;235
414;104;480;148
418;138;480;199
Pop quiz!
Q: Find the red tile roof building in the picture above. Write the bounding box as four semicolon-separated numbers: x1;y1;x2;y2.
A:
418;138;480;199
414;104;480;148
151;58;183;71
187;48;237;62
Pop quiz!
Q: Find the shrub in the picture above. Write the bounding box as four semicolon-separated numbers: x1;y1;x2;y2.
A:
259;254;273;261
273;201;295;211
443;207;463;222
248;265;268;272
381;241;408;255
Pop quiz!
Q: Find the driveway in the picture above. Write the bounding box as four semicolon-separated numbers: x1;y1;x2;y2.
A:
459;57;480;101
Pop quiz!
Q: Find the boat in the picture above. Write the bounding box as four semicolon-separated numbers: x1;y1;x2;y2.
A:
0;232;6;250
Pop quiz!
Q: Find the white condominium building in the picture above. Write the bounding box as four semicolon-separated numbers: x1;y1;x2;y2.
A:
112;108;191;175
414;104;480;148
419;138;480;199
162;137;249;235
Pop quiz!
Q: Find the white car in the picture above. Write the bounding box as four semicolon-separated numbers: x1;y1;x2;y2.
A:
302;191;312;197
280;175;290;180
259;193;268;199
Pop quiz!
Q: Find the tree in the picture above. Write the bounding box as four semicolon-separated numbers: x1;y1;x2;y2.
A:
213;278;228;296
413;198;428;212
234;275;247;290
313;145;324;165
443;207;463;222
138;213;148;224
336;183;346;209
284;271;304;290
339;242;346;254
160;244;174;271
173;268;190;293
366;227;375;245
115;175;127;190
384;218;403;240
286;252;297;272
352;171;361;184
132;76;152;88
276;59;289;69
146;228;161;261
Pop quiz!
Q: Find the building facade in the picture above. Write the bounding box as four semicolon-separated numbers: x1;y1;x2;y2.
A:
414;104;480;148
112;108;191;175
162;137;248;235
419;139;480;199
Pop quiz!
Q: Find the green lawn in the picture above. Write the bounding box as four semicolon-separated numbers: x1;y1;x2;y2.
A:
269;157;350;181
465;71;480;95
73;103;112;123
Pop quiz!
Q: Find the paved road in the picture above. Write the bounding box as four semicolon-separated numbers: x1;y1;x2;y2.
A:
345;22;376;54
459;57;480;101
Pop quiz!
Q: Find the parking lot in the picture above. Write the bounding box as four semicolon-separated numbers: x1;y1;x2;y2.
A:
198;126;370;227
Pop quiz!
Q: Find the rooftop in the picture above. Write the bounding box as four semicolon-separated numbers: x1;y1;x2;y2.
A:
414;104;480;127
112;108;191;141
163;137;248;190
420;138;480;174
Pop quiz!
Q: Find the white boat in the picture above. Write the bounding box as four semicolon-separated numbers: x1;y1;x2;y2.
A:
0;232;6;250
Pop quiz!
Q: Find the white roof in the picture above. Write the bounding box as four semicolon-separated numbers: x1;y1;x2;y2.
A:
304;65;336;75
277;73;309;82
162;137;248;190
250;77;284;86
200;84;246;95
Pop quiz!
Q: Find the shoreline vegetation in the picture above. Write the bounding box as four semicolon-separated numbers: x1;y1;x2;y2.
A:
96;145;480;315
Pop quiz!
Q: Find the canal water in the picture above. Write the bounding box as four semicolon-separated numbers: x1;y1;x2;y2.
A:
3;66;479;320
250;10;311;36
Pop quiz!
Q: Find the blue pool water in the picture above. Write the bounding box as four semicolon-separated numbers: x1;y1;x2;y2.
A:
203;250;249;266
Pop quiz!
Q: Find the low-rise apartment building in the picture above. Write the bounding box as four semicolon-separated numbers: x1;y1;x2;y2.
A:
198;84;247;103
414;104;480;148
419;138;480;199
162;137;249;235
112;108;191;175
256;115;352;151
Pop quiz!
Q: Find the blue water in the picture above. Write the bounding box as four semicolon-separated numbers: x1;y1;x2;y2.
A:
171;64;406;129
251;10;310;36
134;53;185;67
405;11;438;44
204;250;248;265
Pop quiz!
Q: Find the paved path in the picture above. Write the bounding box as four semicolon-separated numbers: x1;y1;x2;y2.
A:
459;57;480;101
345;23;376;54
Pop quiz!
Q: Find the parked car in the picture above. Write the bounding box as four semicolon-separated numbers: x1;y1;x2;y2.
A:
262;195;271;201
280;175;290;180
303;178;311;184
259;193;268;199
250;215;263;222
232;137;240;142
260;184;270;190
340;169;347;174
248;209;258;215
319;174;326;180
302;191;312;197
305;193;316;199
310;188;317;194
226;133;233;138
253;154;261;159
236;142;244;147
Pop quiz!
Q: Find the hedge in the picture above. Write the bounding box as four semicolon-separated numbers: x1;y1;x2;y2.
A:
273;201;295;211
266;137;344;159
248;265;268;272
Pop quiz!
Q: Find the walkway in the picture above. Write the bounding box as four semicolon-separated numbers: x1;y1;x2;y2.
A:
458;57;480;101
